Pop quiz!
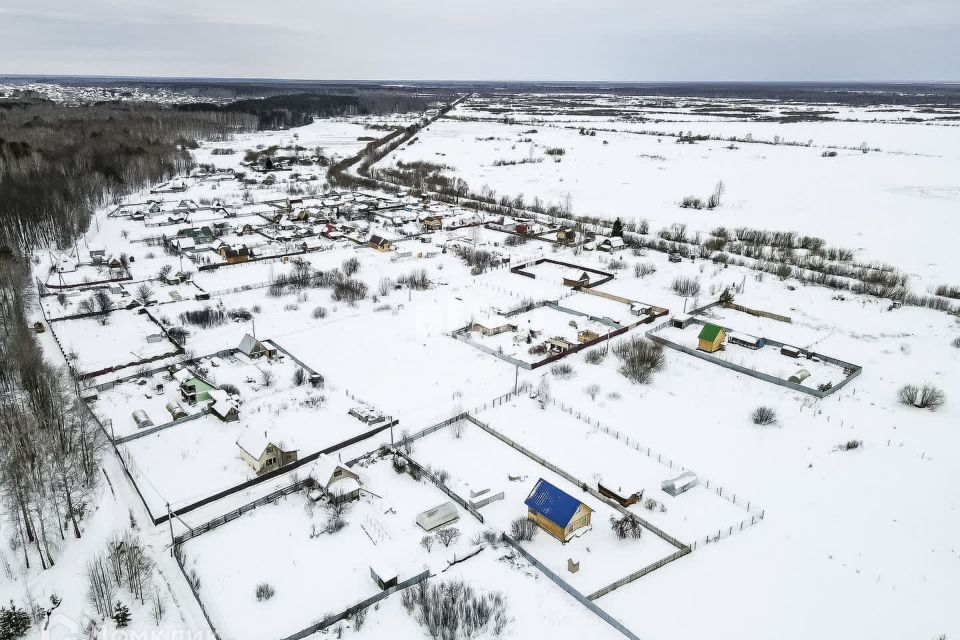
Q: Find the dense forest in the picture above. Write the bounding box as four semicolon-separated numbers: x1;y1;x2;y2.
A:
0;99;254;569
178;89;436;129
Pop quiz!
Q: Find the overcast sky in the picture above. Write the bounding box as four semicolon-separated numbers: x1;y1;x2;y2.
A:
1;0;958;81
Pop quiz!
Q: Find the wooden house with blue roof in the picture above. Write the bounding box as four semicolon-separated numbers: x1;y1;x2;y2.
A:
524;478;594;541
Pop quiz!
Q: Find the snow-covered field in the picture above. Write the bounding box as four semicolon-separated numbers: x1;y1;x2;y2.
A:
7;96;959;640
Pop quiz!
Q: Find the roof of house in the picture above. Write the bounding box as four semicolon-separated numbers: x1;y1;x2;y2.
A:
309;454;358;489
524;478;588;528
238;333;266;356
370;235;391;246
208;389;238;418
698;324;724;341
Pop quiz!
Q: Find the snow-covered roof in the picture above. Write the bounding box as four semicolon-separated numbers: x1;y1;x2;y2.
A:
416;501;459;531
208;389;238;418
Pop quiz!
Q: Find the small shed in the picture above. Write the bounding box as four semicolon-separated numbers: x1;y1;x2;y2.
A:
369;235;394;252
165;402;188;420
562;271;591;288
671;314;693;329
416;501;459;531
661;471;698;497
788;369;811;384
577;329;600;344
780;345;802;358
727;332;765;350
524;478;594;541
599;237;625;252
238;334;276;359
697;324;726;353
370;563;398;590
132;410;154;429
208;389;240;422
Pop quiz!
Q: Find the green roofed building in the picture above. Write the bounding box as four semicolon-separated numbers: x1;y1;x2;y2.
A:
698;323;726;353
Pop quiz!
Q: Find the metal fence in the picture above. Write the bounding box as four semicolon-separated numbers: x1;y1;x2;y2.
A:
278;570;431;640
397;451;485;524
463;414;688;551
501;535;643;640
586;548;689;600
174;479;314;545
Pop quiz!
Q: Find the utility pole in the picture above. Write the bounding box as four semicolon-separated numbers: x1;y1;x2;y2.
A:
514;364;519;394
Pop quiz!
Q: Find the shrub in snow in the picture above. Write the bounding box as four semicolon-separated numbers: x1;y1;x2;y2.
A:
331;278;367;303
634;262;656;278
613;337;665;384
898;383;945;410
255;583;275;602
342;257;361;276
952;337;960;349
434;527;461;548
220;383;240;396
752;406;777;426
260;370;275;387
510;517;538;542
607;258;627;271
167;326;189;345
292;368;307;386
610;514;643;540
584;383;601;401
228;307;252;322
311;306;328;319
837;439;862;451
400;580;509;640
179;307;226;328
671;276;701;297
420;535;434;553
391;455;408;474
584;349;606;365
550;363;574;379
643;497;659;511
112;602;131;628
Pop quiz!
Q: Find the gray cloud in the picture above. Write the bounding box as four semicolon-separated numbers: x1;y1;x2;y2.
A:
1;0;958;80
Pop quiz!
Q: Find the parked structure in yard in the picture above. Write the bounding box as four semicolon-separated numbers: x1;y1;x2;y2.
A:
173;368;215;404
598;482;642;507
416;501;459;531
671;314;693;329
309;454;362;504
697;324;726;353
370;563;398;590
369;235;394;252
788;369;811;384
471;320;517;336
236;434;298;476
563;271;590;288
599;237;625;252
524;478;594;541
132;410;154;429
208;389;240;422
238;333;277;359
661;471;698;497
727;332;765;350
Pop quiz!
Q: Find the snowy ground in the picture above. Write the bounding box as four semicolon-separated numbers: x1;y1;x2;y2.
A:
10;101;959;640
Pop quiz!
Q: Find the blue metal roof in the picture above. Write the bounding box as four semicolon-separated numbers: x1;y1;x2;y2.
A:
524;478;582;528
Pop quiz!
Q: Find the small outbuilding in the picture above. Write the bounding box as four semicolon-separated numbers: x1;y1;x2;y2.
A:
671;314;693;329
562;271;591;288
237;334;277;359
208;389;240;422
369;235;394;252
661;471;698;497
599;237;625;252
697;324;726;353
727;332;765;350
370;562;398;590
416;501;459;531
132;410;154;429
524;478;594;542
788;369;811;384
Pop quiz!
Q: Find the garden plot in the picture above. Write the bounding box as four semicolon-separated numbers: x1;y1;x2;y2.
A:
408;417;678;595
473;400;752;545
653;322;851;391
513;258;610;288
358;542;626;640
52;310;176;375
44;261;128;288
461;304;613;366
561;290;664;326
180;457;487;640
118;353;365;512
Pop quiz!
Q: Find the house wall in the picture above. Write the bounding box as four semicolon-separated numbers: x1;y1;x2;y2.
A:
528;509;567;541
